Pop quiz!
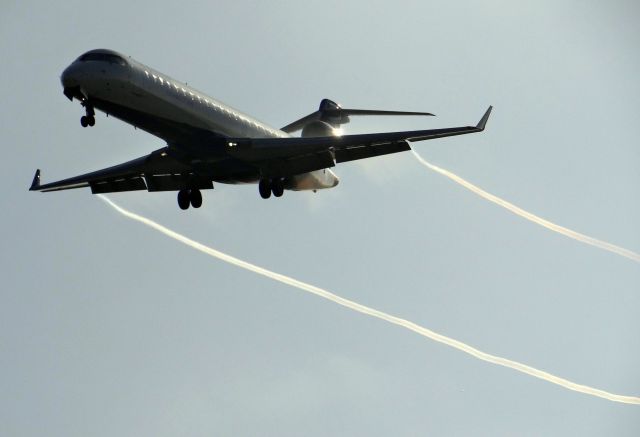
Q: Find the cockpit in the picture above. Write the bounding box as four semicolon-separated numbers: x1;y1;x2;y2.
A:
76;50;128;66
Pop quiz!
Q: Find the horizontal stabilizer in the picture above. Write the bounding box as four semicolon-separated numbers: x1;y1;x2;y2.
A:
281;98;434;133
326;108;434;117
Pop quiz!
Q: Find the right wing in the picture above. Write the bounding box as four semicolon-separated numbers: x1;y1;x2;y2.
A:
29;147;212;194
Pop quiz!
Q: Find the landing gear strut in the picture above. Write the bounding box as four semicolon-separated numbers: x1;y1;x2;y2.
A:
80;100;95;127
177;189;202;210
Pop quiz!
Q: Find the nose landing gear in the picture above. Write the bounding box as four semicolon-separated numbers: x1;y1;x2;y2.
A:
80;100;95;127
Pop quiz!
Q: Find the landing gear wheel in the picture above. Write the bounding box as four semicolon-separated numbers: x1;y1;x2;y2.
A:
189;189;202;208
80;100;96;127
177;189;190;210
272;178;284;197
259;179;272;199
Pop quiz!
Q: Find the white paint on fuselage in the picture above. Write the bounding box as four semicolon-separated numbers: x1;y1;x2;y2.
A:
62;49;339;190
127;58;288;139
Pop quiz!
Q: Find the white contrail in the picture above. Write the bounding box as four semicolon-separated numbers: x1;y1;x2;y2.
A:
410;150;640;264
97;194;640;405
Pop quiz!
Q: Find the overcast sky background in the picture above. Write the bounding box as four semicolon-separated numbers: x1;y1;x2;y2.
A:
2;1;640;435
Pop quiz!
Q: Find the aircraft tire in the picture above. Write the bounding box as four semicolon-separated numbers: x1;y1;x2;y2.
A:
272;178;284;197
190;189;202;208
87;116;95;127
80;116;88;127
177;189;190;210
259;179;271;199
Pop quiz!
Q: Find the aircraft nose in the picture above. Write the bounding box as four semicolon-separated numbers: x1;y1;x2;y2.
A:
60;64;80;88
61;63;86;101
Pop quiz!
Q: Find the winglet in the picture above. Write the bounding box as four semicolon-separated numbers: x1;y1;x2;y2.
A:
476;106;493;131
29;169;41;191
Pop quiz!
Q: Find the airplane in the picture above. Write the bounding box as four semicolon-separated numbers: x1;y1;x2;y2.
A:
29;49;492;210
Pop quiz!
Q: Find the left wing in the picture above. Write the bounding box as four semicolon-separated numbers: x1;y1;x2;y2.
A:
229;106;492;168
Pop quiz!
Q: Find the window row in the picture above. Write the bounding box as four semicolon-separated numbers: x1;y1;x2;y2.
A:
143;70;278;136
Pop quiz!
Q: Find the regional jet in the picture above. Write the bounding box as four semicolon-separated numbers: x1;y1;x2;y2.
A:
29;49;492;210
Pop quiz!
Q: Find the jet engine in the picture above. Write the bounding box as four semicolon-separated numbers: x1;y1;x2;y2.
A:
301;120;337;137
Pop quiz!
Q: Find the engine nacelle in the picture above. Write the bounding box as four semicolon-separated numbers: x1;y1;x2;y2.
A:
286;168;340;191
301;120;336;137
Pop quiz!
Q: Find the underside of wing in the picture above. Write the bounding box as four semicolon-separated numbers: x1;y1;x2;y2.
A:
30;148;213;194
229;106;492;175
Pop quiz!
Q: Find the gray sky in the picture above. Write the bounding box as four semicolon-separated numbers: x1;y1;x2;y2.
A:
3;1;639;435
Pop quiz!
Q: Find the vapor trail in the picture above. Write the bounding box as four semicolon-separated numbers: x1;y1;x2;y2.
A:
410;150;640;264
97;194;640;405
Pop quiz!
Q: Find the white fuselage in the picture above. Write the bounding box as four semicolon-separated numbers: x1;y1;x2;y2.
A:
131;60;288;139
60;51;339;190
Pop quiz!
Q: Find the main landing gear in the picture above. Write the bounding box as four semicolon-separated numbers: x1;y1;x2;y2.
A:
80;101;95;127
259;178;284;199
177;189;203;210
80;115;95;127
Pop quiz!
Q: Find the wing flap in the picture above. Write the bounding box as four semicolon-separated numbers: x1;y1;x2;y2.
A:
90;177;147;194
334;141;411;163
145;174;213;192
259;150;336;178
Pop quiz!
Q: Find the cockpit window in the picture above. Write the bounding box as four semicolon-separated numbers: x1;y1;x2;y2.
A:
78;52;127;66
